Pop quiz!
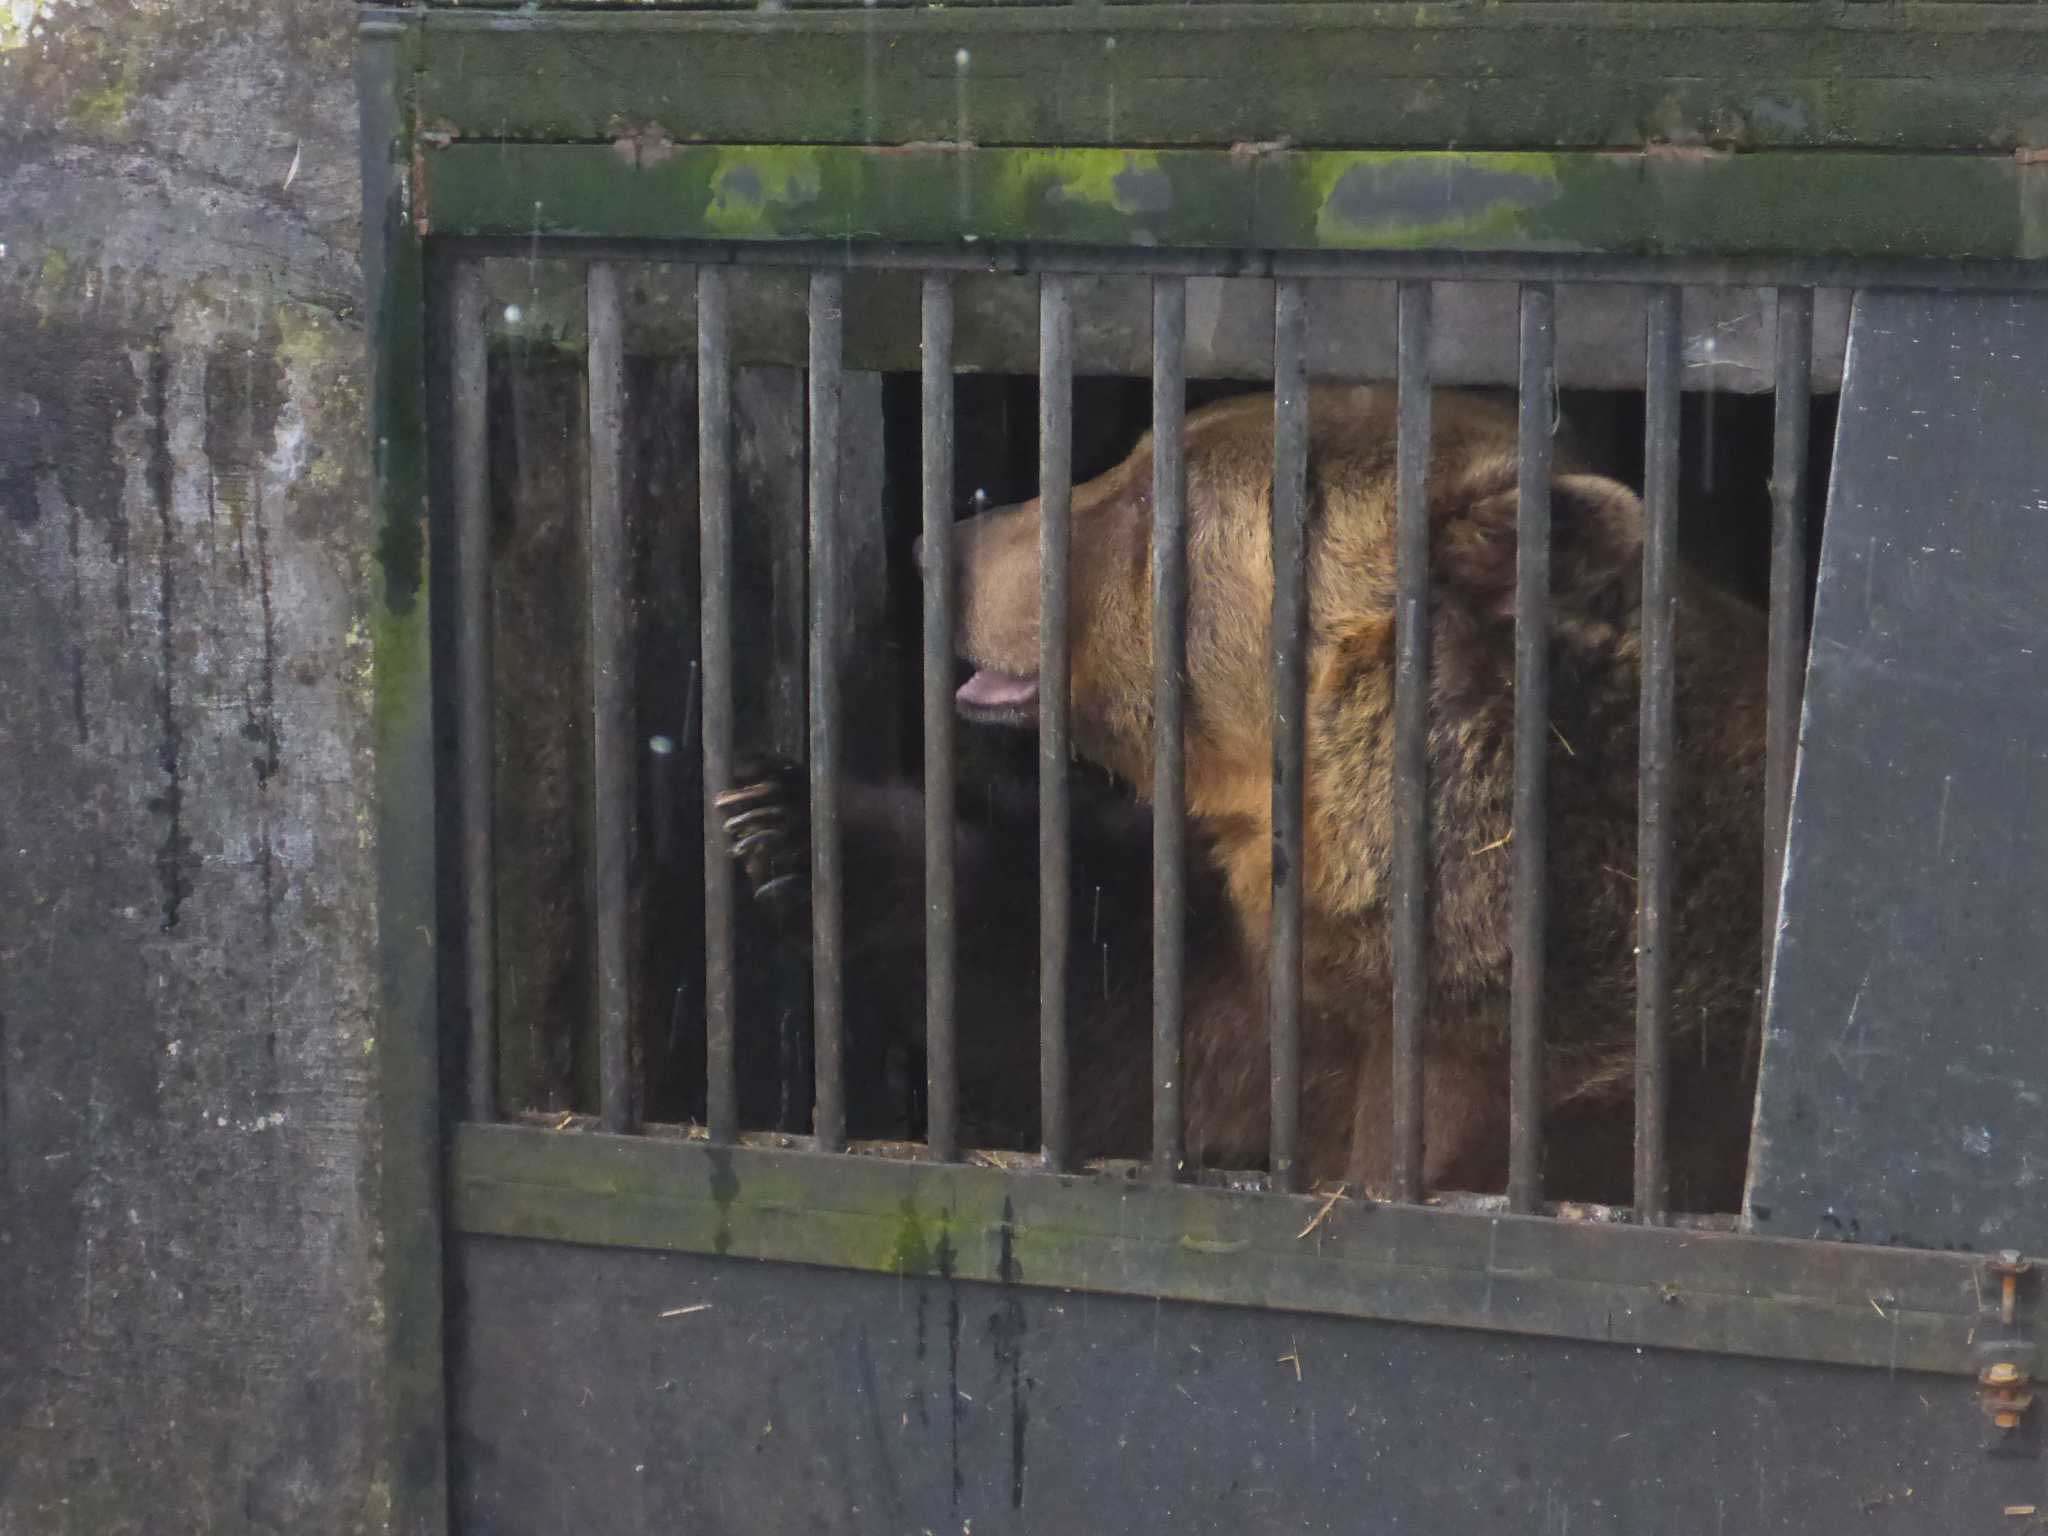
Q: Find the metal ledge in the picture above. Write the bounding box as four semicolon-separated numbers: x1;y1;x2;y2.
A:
420;143;2045;264
413;4;2048;156
452;1121;1999;1377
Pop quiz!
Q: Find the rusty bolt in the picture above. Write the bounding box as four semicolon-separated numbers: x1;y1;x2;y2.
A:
1980;1362;2034;1430
1991;1251;2032;1328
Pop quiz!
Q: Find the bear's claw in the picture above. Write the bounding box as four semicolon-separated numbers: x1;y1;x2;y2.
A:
715;757;809;903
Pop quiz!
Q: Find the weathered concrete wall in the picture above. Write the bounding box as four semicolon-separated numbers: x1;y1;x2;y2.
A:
0;2;387;1530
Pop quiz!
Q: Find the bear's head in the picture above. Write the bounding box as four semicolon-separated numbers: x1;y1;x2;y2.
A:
949;386;1646;861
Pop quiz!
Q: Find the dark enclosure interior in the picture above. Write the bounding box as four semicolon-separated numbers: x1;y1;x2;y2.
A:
449;269;1836;1208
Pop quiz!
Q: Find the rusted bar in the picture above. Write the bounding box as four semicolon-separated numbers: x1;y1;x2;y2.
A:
1152;275;1189;1182
1508;282;1555;1214
1268;278;1309;1194
1039;274;1074;1172
1764;287;1814;996
1390;280;1434;1203
922;273;959;1164
1636;285;1682;1223
587;260;636;1134
698;266;738;1146
452;259;498;1124
809;270;848;1153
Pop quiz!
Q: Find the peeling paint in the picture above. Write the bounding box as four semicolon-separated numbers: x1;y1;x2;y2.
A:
1310;151;1564;250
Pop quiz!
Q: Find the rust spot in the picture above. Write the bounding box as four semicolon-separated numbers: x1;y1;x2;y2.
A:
608;123;680;168
409;115;432;236
1638;143;1732;164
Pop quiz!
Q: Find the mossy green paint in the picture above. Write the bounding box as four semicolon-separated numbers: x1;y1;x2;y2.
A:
425;142;2036;263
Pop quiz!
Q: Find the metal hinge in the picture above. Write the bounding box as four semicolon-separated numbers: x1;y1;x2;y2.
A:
1975;1251;2035;1434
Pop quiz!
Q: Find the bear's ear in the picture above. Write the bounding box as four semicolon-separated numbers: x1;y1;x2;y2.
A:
1438;473;1644;625
1313;612;1396;700
1437;488;1521;624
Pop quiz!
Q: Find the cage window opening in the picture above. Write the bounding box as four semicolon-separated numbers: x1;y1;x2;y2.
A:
459;255;1829;1233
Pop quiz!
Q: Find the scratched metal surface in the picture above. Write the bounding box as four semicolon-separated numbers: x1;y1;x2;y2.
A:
447;1234;2037;1534
1749;291;2048;1258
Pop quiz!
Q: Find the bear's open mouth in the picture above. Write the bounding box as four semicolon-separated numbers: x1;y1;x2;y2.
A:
955;667;1040;725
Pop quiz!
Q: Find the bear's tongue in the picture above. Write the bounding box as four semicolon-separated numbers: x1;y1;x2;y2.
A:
956;668;1039;711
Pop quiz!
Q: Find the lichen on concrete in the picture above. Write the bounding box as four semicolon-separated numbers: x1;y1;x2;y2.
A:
0;0;386;1530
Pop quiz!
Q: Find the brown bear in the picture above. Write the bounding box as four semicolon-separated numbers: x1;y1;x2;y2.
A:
943;386;1767;1210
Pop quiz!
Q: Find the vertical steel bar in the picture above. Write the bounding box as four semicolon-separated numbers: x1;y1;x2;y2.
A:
1508;282;1555;1214
1390;280;1434;1202
1268;279;1310;1193
1039;275;1074;1172
1764;288;1814;996
587;260;636;1134
1636;285;1682;1222
809;270;848;1153
698;266;739;1145
452;259;498;1123
1152;277;1190;1182
922;274;960;1163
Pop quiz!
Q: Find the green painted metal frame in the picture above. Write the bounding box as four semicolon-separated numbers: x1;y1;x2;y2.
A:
424;142;2048;262
364;13;2048;1509
413;4;2048;156
454;1122;2000;1378
361;11;451;1535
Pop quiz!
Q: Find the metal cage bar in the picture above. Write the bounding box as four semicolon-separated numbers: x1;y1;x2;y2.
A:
1390;279;1435;1203
1635;286;1682;1223
453;242;1840;1222
1764;288;1814;996
587;261;637;1134
1508;281;1555;1214
698;266;739;1146
1151;276;1190;1183
451;258;498;1125
809;270;848;1153
1039;275;1075;1172
922;274;960;1164
1268;279;1310;1194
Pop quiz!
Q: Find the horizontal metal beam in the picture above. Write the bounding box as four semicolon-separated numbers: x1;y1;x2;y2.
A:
451;1122;1992;1378
415;4;2048;155
421;143;2045;264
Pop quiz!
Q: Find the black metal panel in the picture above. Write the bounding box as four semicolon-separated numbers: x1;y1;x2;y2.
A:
1750;291;2048;1257
448;1235;2034;1536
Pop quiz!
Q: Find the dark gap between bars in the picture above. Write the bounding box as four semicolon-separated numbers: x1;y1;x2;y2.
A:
1390;280;1434;1203
587;263;637;1134
810;270;848;1154
452;258;498;1125
1508;283;1555;1214
1764;288;1814;999
922;274;960;1164
1268;280;1309;1194
1152;276;1189;1182
1635;286;1682;1223
1039;275;1075;1172
699;266;739;1146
